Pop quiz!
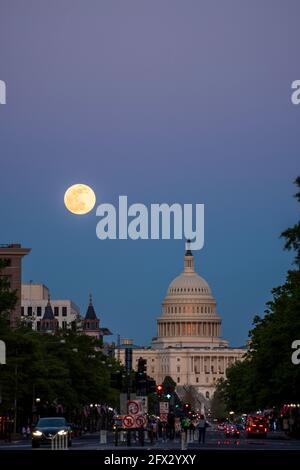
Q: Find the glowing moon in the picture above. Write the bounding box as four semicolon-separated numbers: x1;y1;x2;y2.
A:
64;184;96;215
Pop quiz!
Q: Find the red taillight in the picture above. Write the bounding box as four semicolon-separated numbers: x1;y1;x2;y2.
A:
264;428;267;432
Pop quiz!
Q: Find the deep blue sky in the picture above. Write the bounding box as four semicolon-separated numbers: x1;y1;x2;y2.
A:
0;1;299;347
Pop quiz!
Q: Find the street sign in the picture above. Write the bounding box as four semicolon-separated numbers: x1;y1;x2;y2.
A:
135;415;147;428
159;401;169;414
140;396;148;414
123;415;135;428
127;400;141;415
160;413;168;423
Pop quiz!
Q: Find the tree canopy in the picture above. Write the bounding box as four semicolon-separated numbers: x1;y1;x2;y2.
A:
216;177;300;413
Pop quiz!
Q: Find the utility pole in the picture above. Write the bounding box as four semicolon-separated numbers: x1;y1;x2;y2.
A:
13;352;18;436
123;339;133;446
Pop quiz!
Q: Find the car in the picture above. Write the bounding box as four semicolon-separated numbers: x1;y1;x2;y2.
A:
31;417;72;448
112;415;125;432
246;416;268;438
224;424;240;438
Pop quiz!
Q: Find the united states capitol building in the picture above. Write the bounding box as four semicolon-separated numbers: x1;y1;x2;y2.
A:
118;244;245;405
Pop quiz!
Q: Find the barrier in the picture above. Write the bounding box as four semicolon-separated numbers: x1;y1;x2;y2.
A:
181;430;187;450
100;430;107;444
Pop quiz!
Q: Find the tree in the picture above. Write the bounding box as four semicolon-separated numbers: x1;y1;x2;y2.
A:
210;382;228;420
217;177;300;411
0;259;17;320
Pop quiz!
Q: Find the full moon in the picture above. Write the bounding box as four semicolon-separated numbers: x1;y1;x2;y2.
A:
64;184;96;215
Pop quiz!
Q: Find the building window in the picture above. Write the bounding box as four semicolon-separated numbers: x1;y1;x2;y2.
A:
177;377;180;383
37;306;42;317
54;307;59;316
206;391;210;399
177;358;180;361
21;306;24;316
36;321;40;331
152;358;155;362
196;377;199;383
27;306;32;316
62;321;67;329
62;307;67;317
177;366;180;373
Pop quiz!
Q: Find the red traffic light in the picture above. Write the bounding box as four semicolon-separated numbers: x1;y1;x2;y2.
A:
156;384;163;394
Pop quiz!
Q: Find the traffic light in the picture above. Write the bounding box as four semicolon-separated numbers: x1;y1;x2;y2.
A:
110;371;123;390
136;357;147;394
146;378;156;394
156;384;163;397
137;357;147;373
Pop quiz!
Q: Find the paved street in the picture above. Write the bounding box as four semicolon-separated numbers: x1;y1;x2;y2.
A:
1;428;300;451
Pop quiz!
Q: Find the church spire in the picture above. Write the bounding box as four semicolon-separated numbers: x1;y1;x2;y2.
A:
84;294;98;320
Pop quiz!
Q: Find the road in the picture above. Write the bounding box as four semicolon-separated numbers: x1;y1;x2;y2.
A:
0;428;300;450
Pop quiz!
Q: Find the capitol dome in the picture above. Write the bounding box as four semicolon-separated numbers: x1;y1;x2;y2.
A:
152;243;228;349
167;273;211;296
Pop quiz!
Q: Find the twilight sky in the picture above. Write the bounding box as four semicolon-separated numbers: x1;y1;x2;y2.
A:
0;0;299;347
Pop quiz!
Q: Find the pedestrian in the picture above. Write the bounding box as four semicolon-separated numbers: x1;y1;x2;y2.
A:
138;424;145;447
282;417;289;435
152;420;158;441
147;420;154;444
189;420;196;441
197;414;206;444
161;422;167;442
167;411;175;440
22;426;27;440
26;425;31;439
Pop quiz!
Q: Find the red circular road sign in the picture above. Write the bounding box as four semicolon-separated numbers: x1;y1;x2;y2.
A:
123;415;135;428
127;400;140;415
135;415;146;427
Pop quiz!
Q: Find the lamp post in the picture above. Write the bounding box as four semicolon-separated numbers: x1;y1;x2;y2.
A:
122;339;133;447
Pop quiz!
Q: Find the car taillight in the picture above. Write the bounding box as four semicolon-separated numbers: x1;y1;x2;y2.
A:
264;428;267;432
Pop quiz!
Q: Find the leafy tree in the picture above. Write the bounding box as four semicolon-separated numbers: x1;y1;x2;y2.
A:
210;381;228;420
0;259;17;319
217;177;300;412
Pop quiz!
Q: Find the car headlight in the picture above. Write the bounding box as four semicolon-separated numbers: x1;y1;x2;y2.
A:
32;430;42;436
58;430;68;436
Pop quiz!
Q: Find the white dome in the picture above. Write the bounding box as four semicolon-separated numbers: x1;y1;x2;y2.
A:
166;272;211;297
151;246;227;350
